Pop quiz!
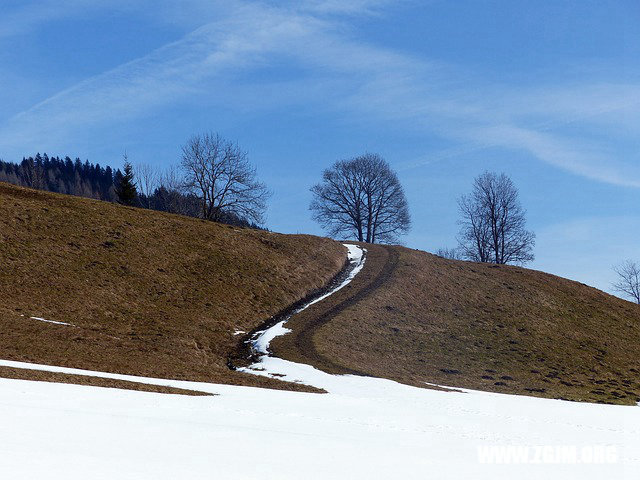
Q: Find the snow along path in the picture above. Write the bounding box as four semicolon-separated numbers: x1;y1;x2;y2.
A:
1;243;639;478
250;243;365;355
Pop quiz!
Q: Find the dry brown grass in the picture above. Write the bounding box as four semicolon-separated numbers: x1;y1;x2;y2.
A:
0;182;346;392
0;367;212;395
279;244;640;405
6;182;638;404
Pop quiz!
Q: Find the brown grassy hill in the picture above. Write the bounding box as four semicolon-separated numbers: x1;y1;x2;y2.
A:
276;244;640;405
0;182;346;391
4;182;639;404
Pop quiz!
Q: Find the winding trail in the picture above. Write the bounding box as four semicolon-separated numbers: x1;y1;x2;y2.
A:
283;244;399;375
237;243;399;387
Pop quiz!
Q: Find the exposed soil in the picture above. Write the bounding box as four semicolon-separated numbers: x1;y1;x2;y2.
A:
271;245;394;373
227;247;361;372
272;245;396;375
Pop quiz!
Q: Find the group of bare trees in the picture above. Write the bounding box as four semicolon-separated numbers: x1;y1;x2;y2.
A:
308;155;538;266
135;139;540;267
309;153;410;244
309;155;640;308
22;132;638;306
139;144;411;244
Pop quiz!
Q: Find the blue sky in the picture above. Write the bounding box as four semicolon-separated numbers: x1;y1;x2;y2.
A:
1;0;639;293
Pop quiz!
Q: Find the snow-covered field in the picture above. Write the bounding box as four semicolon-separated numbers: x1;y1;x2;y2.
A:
1;245;638;479
1;359;638;479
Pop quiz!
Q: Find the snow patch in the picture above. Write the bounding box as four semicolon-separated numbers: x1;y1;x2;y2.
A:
29;316;73;326
253;321;291;354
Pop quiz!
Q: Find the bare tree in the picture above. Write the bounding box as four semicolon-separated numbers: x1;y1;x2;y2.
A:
157;165;185;214
135;162;159;208
160;165;183;192
436;247;463;260
310;153;410;244
457;171;535;265
180;133;269;224
148;165;200;217
613;260;640;304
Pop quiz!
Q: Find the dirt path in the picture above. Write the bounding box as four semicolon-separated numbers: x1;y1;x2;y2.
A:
269;244;399;375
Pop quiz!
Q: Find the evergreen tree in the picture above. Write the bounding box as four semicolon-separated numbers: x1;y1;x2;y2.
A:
115;156;138;206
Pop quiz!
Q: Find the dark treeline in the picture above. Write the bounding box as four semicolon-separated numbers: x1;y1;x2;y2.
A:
0;153;116;200
0;153;262;229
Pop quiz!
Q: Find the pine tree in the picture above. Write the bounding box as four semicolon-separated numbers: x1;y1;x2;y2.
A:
115;154;138;206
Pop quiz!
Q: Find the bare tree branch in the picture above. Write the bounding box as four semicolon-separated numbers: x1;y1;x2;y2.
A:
134;162;159;209
436;247;463;260
613;260;640;304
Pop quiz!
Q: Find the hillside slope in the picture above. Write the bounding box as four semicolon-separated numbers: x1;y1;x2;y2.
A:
0;182;346;391
273;245;640;405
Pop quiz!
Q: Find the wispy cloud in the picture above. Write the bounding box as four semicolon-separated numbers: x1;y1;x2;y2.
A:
0;0;417;153
0;3;315;145
0;0;237;39
298;0;404;15
461;123;640;188
1;0;639;188
0;0;129;39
